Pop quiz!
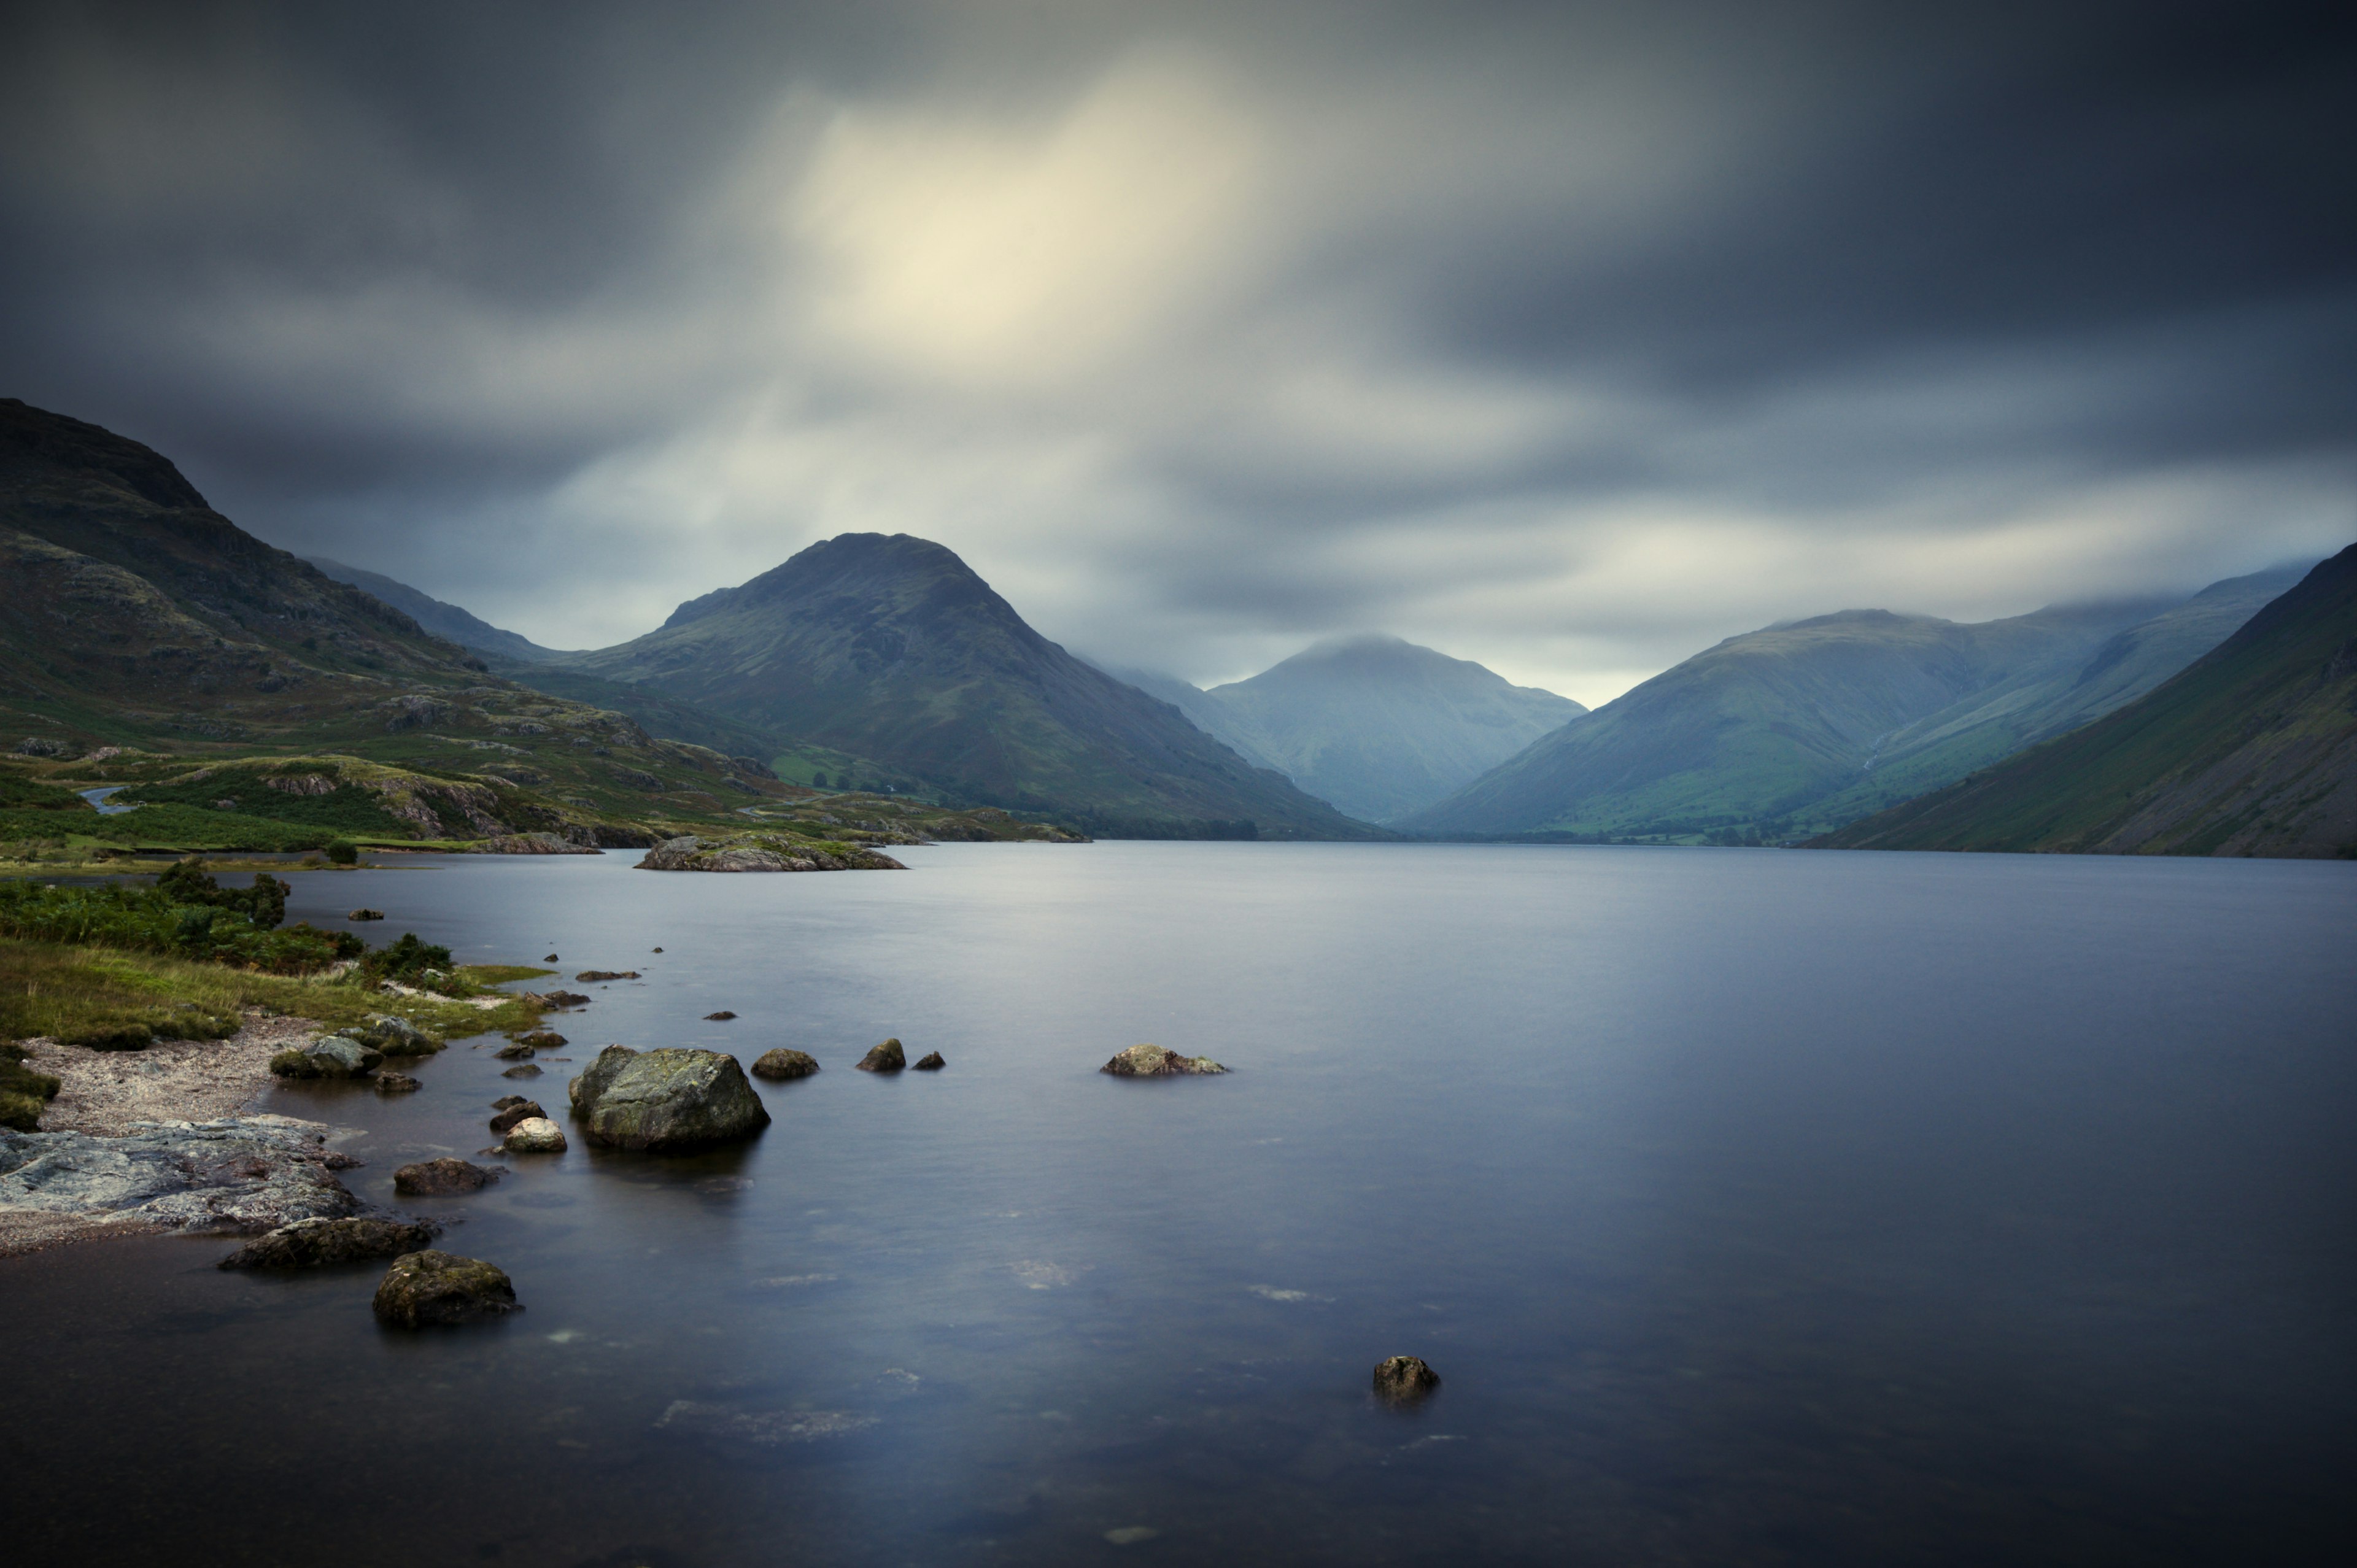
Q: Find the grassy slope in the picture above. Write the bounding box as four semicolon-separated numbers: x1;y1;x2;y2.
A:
1813;544;2357;857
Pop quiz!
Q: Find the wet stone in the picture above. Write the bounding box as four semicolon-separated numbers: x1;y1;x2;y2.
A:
392;1158;502;1197
856;1038;906;1073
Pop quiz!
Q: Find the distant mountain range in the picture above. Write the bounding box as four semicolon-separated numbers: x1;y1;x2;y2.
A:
1104;637;1583;822
559;533;1375;838
304;557;577;665
1400;568;2314;845
1814;545;2357;857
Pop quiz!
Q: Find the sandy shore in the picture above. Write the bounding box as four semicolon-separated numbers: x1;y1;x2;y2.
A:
1;1012;316;1258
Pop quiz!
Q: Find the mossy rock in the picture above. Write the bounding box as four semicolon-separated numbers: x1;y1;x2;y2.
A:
0;1088;47;1131
349;1013;439;1056
269;1036;384;1079
371;1249;519;1327
750;1048;818;1081
855;1038;905;1073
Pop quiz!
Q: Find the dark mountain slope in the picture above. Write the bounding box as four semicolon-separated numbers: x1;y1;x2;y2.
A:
1399;600;2174;842
1813;544;2357;859
563;534;1378;837
304;557;576;665
1194;635;1584;822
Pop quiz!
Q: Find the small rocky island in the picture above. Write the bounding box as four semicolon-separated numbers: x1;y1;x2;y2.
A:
636;833;907;873
1101;1043;1229;1076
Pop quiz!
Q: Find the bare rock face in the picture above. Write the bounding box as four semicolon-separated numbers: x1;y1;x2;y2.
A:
488;1100;546;1134
0;1115;360;1237
912;1052;945;1071
1372;1356;1441;1403
372;1249;520;1327
502;1117;567;1154
750;1049;819;1081
1100;1044;1228;1077
219;1215;437;1269
568;1046;771;1151
392;1157;503;1196
856;1039;906;1073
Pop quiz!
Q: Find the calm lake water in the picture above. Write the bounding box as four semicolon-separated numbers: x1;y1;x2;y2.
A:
6;843;2354;1566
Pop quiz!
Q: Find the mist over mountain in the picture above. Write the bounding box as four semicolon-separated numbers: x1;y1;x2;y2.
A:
1816;544;2357;857
562;533;1376;837
1170;636;1584;823
1401;573;2305;844
303;557;576;666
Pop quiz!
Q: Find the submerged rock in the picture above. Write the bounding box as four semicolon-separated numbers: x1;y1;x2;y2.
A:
392;1157;502;1196
371;1249;520;1327
1100;1044;1228;1077
703;1011;737;1021
488;1100;546;1134
503;1117;567;1154
570;1046;771;1151
269;1035;384;1079
1372;1356;1441;1402
0;1115;359;1236
501;1064;543;1079
374;1072;422;1094
219;1215;437;1269
856;1038;906;1073
913;1052;945;1071
750;1048;819;1081
491;1094;534;1111
635;833;907;873
494;1041;537;1060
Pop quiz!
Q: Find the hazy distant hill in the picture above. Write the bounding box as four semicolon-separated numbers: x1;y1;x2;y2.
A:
1814;544;2357;858
1399;576;2297;843
561;533;1379;837
304;556;576;665
1169;635;1584;822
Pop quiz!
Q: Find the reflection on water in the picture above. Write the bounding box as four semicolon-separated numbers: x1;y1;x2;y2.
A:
5;844;2353;1566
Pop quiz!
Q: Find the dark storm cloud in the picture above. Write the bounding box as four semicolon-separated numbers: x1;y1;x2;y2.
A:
1;0;2349;699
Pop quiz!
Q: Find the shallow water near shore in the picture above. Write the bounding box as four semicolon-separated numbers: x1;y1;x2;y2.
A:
6;843;2353;1566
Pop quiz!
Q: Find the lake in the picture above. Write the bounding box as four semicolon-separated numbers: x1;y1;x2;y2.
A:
4;843;2352;1566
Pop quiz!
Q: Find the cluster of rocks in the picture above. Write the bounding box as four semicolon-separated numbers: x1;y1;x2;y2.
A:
488;1095;565;1152
268;1014;441;1081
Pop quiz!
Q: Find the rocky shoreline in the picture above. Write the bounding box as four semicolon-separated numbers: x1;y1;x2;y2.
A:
0;1011;329;1257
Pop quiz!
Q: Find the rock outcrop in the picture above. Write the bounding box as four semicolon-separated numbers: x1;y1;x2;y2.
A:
219;1215;437;1269
372;1249;520;1326
392;1157;501;1195
1100;1044;1228;1076
750;1048;819;1080
856;1038;906;1073
0;1115;359;1237
568;1046;771;1151
912;1051;945;1071
634;833;907;873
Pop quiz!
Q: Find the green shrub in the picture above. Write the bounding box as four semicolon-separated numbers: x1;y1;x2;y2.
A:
360;932;455;987
326;839;358;865
1;1042;62;1129
0;871;361;973
59;1021;153;1051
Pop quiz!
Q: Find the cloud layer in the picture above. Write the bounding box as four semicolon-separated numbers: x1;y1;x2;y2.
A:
3;1;2350;702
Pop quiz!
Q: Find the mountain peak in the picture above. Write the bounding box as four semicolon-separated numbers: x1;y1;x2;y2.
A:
662;532;1002;631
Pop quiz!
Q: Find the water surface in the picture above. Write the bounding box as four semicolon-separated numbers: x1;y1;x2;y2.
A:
6;844;2352;1566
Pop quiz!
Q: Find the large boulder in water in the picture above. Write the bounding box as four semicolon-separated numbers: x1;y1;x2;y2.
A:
371;1249;519;1327
1372;1355;1441;1403
570;1046;770;1151
750;1048;818;1081
1101;1043;1228;1076
855;1038;905;1073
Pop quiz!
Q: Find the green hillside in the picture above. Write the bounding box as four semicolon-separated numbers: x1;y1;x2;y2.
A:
1811;544;2357;858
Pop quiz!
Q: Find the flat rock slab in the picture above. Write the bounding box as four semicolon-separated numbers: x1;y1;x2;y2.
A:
1101;1044;1229;1076
219;1216;438;1269
0;1114;359;1249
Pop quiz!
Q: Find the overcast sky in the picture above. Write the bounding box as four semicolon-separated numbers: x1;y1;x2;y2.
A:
3;1;2351;703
